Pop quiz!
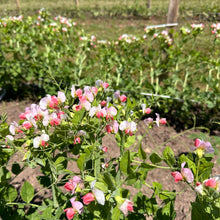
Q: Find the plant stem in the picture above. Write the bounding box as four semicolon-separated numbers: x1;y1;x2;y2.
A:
132;160;173;169
196;158;201;183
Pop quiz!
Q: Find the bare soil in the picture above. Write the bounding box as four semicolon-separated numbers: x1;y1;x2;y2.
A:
1;100;219;220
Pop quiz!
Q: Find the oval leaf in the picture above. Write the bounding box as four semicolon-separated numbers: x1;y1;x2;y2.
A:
21;180;34;203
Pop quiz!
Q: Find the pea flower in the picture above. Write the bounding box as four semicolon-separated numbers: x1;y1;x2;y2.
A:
63;197;84;220
171;162;194;183
191;138;214;157
119;121;136;136
195;176;220;195
141;104;151;115
155;113;167;127
64;176;82;194
2;135;14;148
119;199;134;217
82;181;105;206
33;133;49;148
9;121;23;135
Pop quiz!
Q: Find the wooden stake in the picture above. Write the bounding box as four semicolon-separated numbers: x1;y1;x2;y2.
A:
15;0;21;14
167;0;180;25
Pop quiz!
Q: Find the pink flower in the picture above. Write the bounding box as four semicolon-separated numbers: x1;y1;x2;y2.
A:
145;108;151;114
119;121;136;136
119;95;127;103
191;138;214;154
91;87;98;96
63;197;84;220
33;133;49;148
171;162;194;183
141;104;152;115
204;178;217;188
101;100;107;106
79;96;91;111
50;118;60;126
155;113;167;127
119;199;134;217
9;121;23;135
22;121;32;130
144;117;154;125
106;125;113;133
171;171;183;183
82;193;95;205
74;137;81;145
105;106;117;120
64;176;82;194
102;146;108;152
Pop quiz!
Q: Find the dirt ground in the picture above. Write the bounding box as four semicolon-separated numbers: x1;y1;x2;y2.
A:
1;100;219;220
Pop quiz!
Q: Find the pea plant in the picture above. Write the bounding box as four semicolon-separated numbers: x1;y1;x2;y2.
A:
0;80;219;219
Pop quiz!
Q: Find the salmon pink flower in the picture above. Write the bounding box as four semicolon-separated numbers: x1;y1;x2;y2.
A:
205;178;217;188
195;176;220;195
141;104;151;114
119;199;134;217
22;121;32;130
101;100;107;106
73;137;81;145
64;176;82;194
119;95;127;103
82;193;95;205
155;113;167;127
63;197;84;220
171;162;194;183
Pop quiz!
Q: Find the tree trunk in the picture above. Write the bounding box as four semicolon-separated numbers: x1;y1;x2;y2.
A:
75;0;79;8
167;0;180;24
147;0;151;9
15;0;21;14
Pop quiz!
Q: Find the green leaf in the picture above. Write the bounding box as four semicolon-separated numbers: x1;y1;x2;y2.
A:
152;182;163;195
72;109;85;125
21;180;34;203
34;158;46;167
149;152;162;164
120;150;131;175
138;144;147;160
95;181;108;192
124;135;136;148
77;153;86;171
112;206;121;220
163;147;176;166
3;185;17;202
191;202;213;220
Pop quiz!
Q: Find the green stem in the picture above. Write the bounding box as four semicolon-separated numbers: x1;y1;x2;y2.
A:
196;158;201;183
132;160;173;170
6;202;39;208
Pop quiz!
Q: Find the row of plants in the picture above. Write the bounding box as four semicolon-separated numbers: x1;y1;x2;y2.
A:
0;10;220;129
1;1;219;21
0;80;219;219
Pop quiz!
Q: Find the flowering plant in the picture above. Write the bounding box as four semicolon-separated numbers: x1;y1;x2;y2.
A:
0;80;219;219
